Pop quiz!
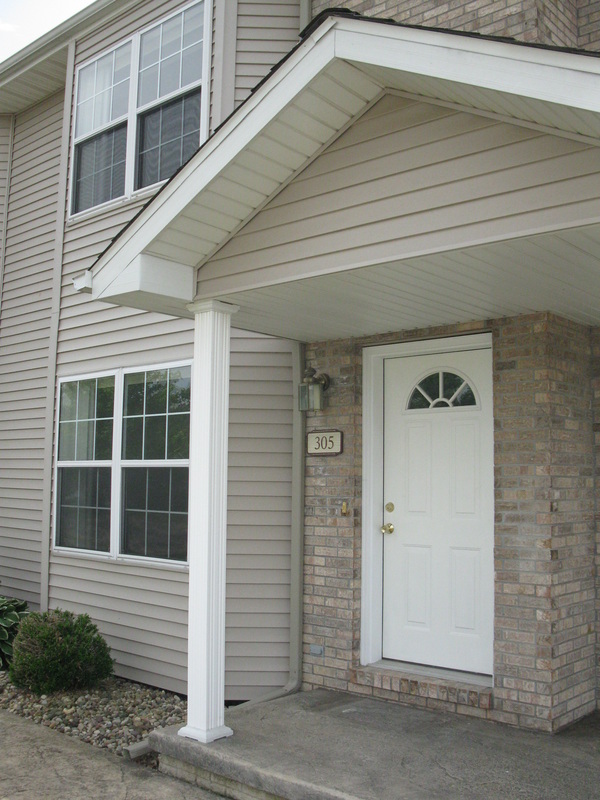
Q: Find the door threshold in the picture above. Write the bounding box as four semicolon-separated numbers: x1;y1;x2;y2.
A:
374;659;493;687
353;660;494;716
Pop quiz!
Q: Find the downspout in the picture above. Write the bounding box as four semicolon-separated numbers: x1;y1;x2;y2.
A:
39;40;77;612
242;341;305;706
299;0;311;32
0;114;15;320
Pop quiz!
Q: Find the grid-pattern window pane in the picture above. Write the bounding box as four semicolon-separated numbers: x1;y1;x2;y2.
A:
58;376;115;462
137;5;203;108
75;42;131;138
122;366;191;460
73;124;127;214
56;467;111;552
121;467;188;560
136;90;200;189
57;378;114;553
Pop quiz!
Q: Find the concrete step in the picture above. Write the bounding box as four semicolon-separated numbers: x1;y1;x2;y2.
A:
151;723;361;800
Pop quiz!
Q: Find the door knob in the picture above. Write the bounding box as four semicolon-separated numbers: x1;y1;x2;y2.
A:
380;523;394;534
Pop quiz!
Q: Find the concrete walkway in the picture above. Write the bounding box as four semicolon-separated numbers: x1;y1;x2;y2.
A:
2;692;599;800
151;690;600;800
0;709;221;800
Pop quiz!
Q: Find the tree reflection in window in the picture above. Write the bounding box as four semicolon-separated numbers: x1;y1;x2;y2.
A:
408;371;476;410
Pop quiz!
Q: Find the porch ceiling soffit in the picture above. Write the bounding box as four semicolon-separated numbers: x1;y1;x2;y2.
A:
220;224;600;341
89;15;600;331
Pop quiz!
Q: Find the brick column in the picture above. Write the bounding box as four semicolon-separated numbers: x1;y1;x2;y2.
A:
302;339;362;691
493;314;596;730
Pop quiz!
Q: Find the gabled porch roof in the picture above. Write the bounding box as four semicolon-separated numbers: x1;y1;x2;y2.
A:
89;11;600;341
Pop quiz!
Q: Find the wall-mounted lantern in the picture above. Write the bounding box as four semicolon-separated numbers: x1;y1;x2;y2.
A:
298;368;330;412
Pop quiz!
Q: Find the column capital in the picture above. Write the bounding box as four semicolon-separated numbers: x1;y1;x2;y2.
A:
187;299;239;316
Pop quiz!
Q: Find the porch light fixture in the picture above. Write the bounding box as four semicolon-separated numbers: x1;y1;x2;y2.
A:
298;368;330;412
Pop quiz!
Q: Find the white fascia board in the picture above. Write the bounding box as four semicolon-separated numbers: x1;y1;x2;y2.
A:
333;20;600;113
73;271;93;293
90;18;343;297
93;253;195;314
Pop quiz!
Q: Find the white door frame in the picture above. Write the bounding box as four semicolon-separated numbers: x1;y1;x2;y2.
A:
360;333;493;666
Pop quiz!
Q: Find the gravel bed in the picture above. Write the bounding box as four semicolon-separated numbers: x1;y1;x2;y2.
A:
0;670;187;764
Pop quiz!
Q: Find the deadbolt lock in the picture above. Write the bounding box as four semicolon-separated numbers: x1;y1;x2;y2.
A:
380;523;395;535
385;502;395;513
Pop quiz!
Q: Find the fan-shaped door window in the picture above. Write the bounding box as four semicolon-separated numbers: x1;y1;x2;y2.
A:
407;371;477;410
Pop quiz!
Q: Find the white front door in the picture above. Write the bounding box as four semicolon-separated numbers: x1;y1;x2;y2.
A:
381;342;494;674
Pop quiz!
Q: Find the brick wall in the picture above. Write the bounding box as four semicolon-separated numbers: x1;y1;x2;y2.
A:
537;0;578;47
591;328;600;711
310;1;600;50
302;312;597;731
579;1;600;50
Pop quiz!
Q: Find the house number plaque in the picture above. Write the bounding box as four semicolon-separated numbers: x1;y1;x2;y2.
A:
306;429;343;456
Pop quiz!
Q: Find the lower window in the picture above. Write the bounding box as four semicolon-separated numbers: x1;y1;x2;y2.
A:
57;467;111;552
55;364;190;563
121;467;188;560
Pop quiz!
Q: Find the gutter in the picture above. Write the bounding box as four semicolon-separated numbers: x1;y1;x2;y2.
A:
299;0;311;33
0;114;14;320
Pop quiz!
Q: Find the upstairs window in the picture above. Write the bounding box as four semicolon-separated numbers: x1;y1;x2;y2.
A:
72;1;205;215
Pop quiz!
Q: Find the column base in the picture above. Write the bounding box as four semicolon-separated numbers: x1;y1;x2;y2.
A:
178;724;234;743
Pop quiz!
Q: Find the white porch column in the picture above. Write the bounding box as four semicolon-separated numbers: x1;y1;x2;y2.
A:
179;299;238;744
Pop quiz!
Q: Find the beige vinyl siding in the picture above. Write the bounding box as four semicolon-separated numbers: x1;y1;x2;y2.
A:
226;334;294;699
0;94;63;607
200;93;600;293
234;0;300;106
60;192;196;374
49;331;295;699
49;558;190;690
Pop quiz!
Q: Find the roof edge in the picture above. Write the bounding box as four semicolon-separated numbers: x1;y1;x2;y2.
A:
0;0;140;83
301;6;600;60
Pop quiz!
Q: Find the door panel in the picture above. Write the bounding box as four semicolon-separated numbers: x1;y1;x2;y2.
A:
382;347;493;674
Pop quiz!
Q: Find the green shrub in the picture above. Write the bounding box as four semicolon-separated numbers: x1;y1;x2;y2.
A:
0;596;28;670
9;609;113;694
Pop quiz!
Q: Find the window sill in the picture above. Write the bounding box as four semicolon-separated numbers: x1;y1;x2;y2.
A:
51;546;189;572
66;183;163;227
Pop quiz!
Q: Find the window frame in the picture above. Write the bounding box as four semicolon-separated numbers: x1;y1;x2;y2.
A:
53;361;192;568
69;0;211;219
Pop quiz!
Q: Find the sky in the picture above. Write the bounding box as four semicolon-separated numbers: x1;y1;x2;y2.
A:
0;0;97;62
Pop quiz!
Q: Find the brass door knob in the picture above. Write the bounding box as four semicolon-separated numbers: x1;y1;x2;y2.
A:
380;523;394;534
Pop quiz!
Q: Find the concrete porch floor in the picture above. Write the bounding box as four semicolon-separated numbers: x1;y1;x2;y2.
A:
149;690;600;800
